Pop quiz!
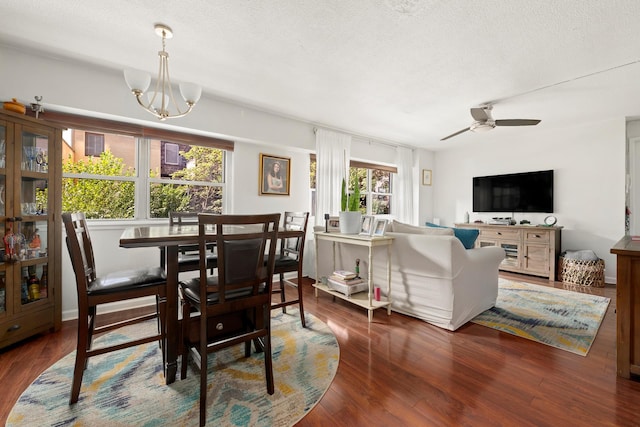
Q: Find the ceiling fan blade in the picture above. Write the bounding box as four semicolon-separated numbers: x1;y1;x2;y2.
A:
441;127;471;141
470;107;490;121
495;119;541;126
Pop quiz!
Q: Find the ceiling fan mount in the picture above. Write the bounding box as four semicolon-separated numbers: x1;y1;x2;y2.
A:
441;105;540;141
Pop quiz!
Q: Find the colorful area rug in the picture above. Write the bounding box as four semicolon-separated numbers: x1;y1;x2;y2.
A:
471;279;610;356
7;309;338;426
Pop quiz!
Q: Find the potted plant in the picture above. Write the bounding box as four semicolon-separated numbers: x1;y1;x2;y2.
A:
339;178;362;234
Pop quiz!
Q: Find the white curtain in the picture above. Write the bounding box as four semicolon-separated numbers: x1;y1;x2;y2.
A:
315;128;351;225
394;146;415;224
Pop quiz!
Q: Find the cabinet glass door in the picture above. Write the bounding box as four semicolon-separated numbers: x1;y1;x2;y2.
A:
501;242;520;267
17;126;51;308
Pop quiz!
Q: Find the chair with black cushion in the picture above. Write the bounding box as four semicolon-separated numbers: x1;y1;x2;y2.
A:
160;211;218;274
271;211;309;328
62;212;167;404
179;213;280;427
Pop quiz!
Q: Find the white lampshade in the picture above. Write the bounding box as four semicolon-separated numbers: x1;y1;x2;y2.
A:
179;82;202;104
124;69;151;93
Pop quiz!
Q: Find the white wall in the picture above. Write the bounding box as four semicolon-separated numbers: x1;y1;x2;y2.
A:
1;44;415;319
4;43;626;319
433;118;626;283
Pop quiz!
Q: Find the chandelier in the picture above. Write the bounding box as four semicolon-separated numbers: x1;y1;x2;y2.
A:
124;24;202;120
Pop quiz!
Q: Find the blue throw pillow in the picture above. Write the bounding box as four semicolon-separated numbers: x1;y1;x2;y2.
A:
426;222;479;249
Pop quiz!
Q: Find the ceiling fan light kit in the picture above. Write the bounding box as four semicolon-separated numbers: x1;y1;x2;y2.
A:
441;105;540;141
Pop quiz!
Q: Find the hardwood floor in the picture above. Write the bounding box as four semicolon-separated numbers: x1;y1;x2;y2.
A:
2;273;639;426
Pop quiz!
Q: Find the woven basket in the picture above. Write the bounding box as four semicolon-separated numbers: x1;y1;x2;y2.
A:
558;256;605;287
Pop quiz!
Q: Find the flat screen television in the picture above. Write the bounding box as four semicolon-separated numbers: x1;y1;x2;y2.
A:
473;170;554;213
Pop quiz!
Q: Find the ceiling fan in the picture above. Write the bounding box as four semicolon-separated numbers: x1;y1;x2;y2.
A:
441;105;541;141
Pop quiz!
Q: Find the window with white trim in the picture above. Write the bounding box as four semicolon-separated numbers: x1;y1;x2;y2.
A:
62;127;228;219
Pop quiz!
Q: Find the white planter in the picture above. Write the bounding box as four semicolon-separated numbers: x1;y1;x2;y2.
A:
339;211;362;234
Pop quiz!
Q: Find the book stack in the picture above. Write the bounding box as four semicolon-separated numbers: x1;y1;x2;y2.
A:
327;270;367;297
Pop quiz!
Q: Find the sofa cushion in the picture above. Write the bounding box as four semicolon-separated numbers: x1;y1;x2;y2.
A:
426;222;479;249
391;220;454;236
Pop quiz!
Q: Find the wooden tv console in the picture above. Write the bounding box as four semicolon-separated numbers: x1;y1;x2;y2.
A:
455;223;562;280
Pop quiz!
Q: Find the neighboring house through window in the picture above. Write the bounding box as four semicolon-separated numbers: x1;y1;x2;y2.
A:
84;132;104;156
164;142;180;165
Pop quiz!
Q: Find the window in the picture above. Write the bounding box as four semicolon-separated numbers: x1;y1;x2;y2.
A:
164;142;180;165
54;112;233;220
349;167;393;214
84;132;104;156
148;138;225;218
309;155;395;216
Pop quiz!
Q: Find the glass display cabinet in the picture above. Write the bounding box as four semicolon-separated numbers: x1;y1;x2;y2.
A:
0;109;62;349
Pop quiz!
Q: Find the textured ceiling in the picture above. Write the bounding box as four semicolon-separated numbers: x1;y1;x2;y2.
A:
2;0;640;150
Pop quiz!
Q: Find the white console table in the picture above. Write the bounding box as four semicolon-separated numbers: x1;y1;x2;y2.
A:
313;231;394;322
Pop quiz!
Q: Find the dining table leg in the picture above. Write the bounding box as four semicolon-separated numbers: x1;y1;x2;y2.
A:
164;245;179;384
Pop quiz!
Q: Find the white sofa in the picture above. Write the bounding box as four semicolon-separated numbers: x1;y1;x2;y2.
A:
314;224;505;331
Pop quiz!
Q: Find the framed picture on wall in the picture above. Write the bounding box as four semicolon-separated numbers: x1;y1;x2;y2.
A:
422;169;432;186
259;153;291;195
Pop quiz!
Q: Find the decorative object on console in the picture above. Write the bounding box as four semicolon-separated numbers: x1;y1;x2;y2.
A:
124;24;202;120
327;270;366;297
338;178;362;234
360;215;374;236
372;219;388;236
425;222;479;249
543;215;557;226
326;216;340;232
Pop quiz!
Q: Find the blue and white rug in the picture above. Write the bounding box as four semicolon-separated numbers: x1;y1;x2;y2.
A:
472;279;610;356
7;309;339;426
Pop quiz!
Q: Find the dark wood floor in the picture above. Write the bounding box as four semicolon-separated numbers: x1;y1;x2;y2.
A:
2;273;639;426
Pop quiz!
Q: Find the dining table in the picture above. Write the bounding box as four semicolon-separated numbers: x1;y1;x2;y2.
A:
119;222;303;384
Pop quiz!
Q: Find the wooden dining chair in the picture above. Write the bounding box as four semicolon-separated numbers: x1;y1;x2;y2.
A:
179;213;280;427
160;211;218;274
62;212;167;404
270;211;309;327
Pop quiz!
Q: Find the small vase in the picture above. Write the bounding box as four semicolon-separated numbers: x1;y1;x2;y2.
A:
339;211;362;234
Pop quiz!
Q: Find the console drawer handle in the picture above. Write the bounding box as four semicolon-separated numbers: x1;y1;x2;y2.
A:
497;232;502;235
7;324;21;332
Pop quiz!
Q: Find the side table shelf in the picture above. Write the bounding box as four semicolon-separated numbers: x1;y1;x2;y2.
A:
313;231;394;322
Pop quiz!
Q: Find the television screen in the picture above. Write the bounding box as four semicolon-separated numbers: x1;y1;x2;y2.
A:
473;170;554;213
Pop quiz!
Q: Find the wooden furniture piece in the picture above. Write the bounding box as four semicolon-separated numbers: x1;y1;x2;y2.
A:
271;211;309;327
0;110;63;349
610;236;640;380
163;211;217;273
63;212;167;404
456;223;562;280
119;222;304;385
179;213;280;427
313;231;394;322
